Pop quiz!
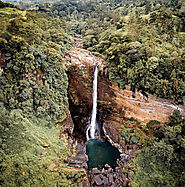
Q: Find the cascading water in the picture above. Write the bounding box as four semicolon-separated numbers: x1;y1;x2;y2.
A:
86;64;98;140
86;64;121;169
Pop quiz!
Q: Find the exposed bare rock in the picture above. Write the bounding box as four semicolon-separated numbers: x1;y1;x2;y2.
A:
88;165;130;186
58;105;74;135
65;48;107;74
98;79;185;125
94;175;103;186
102;121;125;153
83;181;90;187
73;34;84;48
91;168;101;175
108;174;114;183
68;141;89;170
102;176;109;185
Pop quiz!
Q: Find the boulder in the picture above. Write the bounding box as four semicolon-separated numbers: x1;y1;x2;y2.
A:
82;162;88;169
123;180;129;186
92;168;101;175
69;157;84;164
76;154;88;162
98;174;104;179
104;164;111;168
102;176;109;185
83;181;90;187
76;143;86;154
94;175;103;186
108;174;114;184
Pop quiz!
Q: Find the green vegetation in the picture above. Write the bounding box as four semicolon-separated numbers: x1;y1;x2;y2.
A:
17;0;185;104
120;119;151;146
0;5;71;123
83;1;185;104
0;0;185;186
131;110;185;186
0;2;87;186
0;104;73;186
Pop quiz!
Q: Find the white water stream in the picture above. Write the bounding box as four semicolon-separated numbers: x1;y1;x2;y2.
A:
86;65;98;140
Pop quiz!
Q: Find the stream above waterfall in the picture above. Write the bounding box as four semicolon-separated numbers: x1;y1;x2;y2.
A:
86;139;120;169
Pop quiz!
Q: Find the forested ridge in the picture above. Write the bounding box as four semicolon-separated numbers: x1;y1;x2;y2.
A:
0;0;185;186
15;0;185;104
0;1;87;186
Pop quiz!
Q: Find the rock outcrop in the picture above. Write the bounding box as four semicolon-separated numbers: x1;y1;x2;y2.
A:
88;161;131;187
66;48;184;121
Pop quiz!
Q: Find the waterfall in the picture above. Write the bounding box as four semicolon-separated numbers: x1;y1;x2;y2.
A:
86;64;98;140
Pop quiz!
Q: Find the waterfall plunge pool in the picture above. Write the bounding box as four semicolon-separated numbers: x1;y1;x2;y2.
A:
86;139;120;169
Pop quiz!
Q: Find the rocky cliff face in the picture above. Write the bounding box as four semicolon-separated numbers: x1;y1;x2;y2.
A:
65;46;185;151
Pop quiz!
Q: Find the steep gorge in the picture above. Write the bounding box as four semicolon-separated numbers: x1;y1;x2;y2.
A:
64;40;185;186
65;45;185;147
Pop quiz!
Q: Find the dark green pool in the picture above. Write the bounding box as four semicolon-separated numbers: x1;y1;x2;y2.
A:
86;139;120;169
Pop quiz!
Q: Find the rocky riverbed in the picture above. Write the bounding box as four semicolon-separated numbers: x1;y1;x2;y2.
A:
66;138;135;186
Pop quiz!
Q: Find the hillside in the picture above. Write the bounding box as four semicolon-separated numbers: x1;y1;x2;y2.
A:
0;0;185;186
13;0;185;104
0;2;88;186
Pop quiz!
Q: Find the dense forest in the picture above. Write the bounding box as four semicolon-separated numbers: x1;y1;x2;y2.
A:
14;0;185;104
132;110;185;186
0;0;185;186
0;1;83;186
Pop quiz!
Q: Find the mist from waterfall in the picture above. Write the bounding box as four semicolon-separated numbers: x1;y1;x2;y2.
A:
86;64;98;140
